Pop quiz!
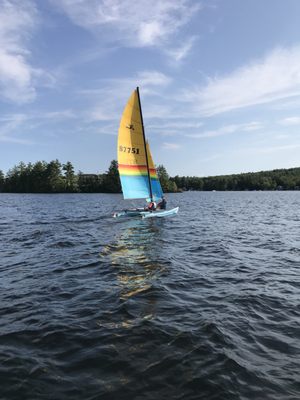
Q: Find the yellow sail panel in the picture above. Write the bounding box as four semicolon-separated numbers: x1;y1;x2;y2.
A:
117;89;150;199
117;88;163;200
118;89;146;167
146;142;159;179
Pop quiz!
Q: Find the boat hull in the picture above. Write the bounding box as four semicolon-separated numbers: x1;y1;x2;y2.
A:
113;209;144;218
141;207;179;218
113;207;179;219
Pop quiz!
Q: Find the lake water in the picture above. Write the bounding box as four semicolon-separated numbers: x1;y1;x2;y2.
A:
1;192;300;400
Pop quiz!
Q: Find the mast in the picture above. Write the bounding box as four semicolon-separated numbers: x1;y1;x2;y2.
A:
136;86;153;202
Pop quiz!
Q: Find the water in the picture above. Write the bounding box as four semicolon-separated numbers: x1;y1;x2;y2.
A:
1;192;299;400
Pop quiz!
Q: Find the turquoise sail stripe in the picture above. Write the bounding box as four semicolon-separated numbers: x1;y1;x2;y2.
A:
120;175;163;200
150;178;163;201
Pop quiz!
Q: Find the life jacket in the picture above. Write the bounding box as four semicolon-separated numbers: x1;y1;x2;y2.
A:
148;201;156;211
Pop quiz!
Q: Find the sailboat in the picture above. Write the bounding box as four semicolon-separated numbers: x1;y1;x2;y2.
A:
113;87;179;219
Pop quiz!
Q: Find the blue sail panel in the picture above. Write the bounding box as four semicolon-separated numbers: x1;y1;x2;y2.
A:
151;178;163;201
120;175;150;199
120;175;163;200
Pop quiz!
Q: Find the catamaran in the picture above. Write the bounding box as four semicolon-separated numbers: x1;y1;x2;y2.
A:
113;87;179;219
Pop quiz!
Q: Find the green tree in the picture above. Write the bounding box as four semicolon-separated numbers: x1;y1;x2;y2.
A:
5;164;21;192
77;172;102;192
0;170;4;192
168;179;178;192
45;160;64;192
103;160;121;193
156;165;172;192
63;161;78;192
189;176;203;191
31;161;48;192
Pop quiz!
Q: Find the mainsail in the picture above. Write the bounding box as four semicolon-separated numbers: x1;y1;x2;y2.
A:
117;88;163;201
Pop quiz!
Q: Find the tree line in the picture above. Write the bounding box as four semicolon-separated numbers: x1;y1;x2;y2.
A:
171;167;300;191
1;160;300;193
0;160;175;193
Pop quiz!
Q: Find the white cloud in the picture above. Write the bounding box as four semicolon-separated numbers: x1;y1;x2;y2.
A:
270;97;300;111
149;121;204;136
136;71;172;87
278;116;300;126
0;110;76;144
165;36;197;62
150;121;204;129
162;142;181;150
83;70;172;121
187;121;263;139
0;113;33;144
0;113;27;123
0;135;34;144
183;46;300;116
81;71;171;98
0;0;38;103
242;121;263;131
88;108;116;122
51;0;200;57
39;110;76;120
0;0;55;104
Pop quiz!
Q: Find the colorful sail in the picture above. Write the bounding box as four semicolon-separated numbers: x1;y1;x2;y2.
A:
146;141;163;201
117;88;163;200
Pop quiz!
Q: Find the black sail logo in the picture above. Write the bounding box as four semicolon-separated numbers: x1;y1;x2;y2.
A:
126;124;134;131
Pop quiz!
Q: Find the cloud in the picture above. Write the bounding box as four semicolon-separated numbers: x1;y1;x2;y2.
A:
1;109;76;123
0;135;34;144
51;0;200;56
187;121;263;139
149;120;204;135
162;142;181;150
83;70;172;121
165;36;197;62
0;0;56;104
278;116;300;126
0;0;38;103
149;121;204;130
81;71;171;98
134;70;172;88
0;113;34;144
38;110;76;120
242;121;263;131
182;46;300;116
270;97;300;111
0;110;77;144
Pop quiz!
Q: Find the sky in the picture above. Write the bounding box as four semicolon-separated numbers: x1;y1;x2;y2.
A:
1;0;300;177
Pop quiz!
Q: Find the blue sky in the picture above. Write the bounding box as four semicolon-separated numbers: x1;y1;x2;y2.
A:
1;0;300;176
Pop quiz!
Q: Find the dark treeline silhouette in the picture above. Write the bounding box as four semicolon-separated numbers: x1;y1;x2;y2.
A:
172;167;300;191
0;160;121;193
1;160;300;193
0;159;177;194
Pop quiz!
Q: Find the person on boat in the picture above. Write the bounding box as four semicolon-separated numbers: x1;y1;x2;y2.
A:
145;200;156;211
157;196;167;210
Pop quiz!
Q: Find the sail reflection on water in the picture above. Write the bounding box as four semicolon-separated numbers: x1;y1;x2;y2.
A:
101;219;167;300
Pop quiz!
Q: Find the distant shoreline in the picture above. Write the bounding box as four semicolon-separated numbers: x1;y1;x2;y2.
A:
1;160;300;193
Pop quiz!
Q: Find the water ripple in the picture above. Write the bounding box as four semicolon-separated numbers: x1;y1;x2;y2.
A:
0;192;300;399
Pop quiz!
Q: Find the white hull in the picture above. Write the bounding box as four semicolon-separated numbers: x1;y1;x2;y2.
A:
141;207;179;218
113;207;179;219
